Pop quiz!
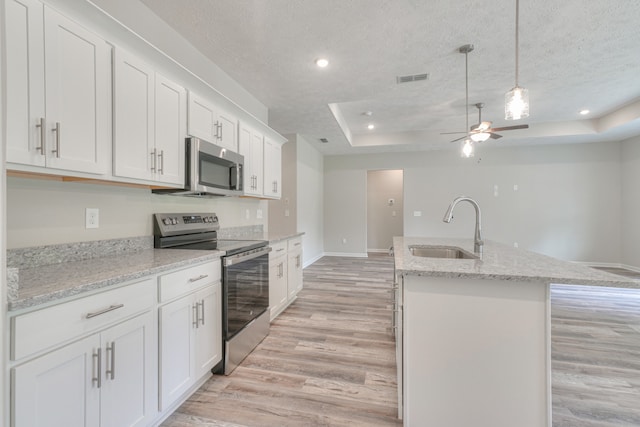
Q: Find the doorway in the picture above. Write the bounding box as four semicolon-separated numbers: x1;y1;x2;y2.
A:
367;170;404;253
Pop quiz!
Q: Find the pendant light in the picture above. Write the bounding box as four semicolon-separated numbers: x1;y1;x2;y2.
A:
462;139;475;158
505;0;529;120
460;44;475;157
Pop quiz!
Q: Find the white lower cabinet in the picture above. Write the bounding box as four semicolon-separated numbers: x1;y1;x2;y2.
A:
287;238;303;300
11;310;156;427
158;262;222;412
269;236;304;321
269;241;288;320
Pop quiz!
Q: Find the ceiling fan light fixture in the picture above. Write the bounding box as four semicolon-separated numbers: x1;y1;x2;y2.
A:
462;140;474;158
505;86;529;120
470;131;491;142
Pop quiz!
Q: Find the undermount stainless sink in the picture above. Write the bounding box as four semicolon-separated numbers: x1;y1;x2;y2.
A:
409;245;480;260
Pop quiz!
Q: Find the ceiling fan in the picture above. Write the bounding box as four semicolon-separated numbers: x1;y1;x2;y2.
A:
442;44;529;144
447;102;529;143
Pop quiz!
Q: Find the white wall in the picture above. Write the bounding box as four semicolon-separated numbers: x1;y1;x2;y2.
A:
296;135;324;265
1;2;7;416
6;177;268;248
621;135;640;268
367;170;403;252
324;168;368;256
325;142;623;263
269;137;296;235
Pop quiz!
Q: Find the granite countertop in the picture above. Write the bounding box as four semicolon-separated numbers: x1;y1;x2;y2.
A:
221;231;304;244
8;248;221;312
394;236;640;288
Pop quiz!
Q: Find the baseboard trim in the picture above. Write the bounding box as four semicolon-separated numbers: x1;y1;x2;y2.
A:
323;252;368;258
303;252;324;269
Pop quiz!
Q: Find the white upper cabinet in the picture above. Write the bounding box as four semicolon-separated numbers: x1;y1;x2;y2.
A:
238;122;264;197
187;91;238;152
6;0;111;175
5;0;46;167
154;74;186;185
113;49;154;181
113;47;186;185
263;137;283;199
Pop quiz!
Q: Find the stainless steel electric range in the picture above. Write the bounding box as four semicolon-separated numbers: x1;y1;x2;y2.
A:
153;213;271;375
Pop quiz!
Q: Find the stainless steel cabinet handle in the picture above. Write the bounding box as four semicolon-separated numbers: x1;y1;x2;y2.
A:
106;342;116;380
188;274;209;283
198;300;205;326
158;150;164;174
36;117;46;155
150;148;157;172
86;304;125;319
93;348;102;388
192;303;199;328
51;122;60;158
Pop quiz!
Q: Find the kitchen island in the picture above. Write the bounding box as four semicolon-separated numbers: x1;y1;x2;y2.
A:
393;237;639;427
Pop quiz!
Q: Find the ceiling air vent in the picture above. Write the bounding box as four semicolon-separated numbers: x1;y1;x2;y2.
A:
319;138;329;143
396;73;429;84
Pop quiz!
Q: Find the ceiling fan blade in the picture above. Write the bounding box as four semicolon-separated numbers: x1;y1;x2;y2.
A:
489;132;503;140
440;131;467;135
490;124;529;132
449;135;468;143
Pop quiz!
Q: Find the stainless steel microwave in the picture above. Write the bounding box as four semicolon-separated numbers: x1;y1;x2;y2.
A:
153;137;244;197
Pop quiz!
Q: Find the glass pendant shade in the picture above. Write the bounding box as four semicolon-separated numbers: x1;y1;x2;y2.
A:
505;86;529;120
462;140;474;158
470;132;491;142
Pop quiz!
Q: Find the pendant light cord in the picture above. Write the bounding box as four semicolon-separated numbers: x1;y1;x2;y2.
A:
515;0;520;87
465;50;469;133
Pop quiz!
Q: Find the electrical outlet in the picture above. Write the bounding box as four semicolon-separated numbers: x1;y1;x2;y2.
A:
86;208;99;229
256;209;263;219
342;238;347;244
245;209;250;220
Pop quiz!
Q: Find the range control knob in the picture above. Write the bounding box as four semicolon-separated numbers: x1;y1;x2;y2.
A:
171;217;178;225
213;216;218;223
163;218;171;225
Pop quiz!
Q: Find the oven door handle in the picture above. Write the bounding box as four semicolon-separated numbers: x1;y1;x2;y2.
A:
223;246;272;266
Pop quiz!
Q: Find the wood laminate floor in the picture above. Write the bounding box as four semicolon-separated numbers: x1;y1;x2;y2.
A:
162;255;640;427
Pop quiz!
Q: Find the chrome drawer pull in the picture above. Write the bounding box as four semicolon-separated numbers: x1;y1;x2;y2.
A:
93;348;102;388
193;303;199;328
36;117;46;154
51;122;60;158
86;304;125;319
106;342;116;380
188;274;209;283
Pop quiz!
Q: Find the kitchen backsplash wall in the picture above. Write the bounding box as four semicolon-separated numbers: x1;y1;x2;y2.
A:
6;177;268;249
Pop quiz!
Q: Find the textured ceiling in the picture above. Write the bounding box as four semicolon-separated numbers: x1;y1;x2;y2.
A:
139;0;640;155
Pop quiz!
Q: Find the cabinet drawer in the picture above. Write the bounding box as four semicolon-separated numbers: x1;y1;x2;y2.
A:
288;236;302;252
158;260;221;303
270;241;287;261
11;278;155;361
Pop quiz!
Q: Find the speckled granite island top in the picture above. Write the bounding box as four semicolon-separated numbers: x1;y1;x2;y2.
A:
394;236;640;288
8;249;220;312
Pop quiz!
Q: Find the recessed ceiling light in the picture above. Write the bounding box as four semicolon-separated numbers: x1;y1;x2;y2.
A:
315;58;329;68
367;124;375;130
579;109;590;115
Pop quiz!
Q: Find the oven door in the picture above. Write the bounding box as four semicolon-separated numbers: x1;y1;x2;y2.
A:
223;247;270;339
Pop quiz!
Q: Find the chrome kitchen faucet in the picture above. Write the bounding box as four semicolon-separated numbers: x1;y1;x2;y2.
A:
443;196;484;256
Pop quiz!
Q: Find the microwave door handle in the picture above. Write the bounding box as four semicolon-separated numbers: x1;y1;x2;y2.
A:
230;164;241;190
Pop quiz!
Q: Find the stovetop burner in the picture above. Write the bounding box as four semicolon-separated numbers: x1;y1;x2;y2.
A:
153;213;267;255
